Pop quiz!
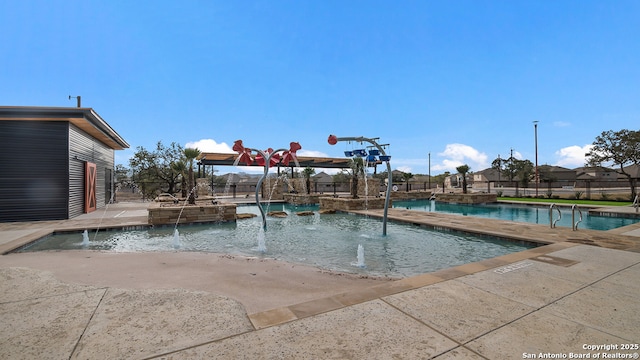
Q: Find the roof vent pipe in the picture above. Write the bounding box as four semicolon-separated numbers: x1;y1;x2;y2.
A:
68;95;81;107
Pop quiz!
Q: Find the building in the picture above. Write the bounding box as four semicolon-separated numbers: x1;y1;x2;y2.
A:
472;168;501;188
0;106;129;222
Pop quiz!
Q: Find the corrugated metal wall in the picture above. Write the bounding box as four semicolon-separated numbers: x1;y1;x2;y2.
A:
69;124;115;218
0;121;69;222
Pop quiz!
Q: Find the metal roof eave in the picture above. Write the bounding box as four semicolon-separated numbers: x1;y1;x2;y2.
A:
0;106;129;150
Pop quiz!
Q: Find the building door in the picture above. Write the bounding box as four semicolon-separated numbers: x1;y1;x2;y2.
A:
85;162;97;213
105;168;113;204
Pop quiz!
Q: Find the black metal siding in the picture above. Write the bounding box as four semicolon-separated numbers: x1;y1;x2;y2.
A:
68;124;115;217
0;121;69;222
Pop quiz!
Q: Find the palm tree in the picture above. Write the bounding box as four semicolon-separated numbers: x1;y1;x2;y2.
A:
171;160;187;198
183;148;201;204
349;157;364;199
302;167;315;194
456;164;471;194
401;172;413;192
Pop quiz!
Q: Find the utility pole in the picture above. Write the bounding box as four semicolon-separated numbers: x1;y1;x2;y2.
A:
533;121;539;197
509;148;514;182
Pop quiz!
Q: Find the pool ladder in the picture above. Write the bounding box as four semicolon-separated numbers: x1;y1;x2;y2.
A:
549;203;583;231
549;204;561;228
633;195;639;213
571;204;583;231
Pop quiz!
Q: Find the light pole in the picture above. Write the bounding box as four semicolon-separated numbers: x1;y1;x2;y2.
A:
533;121;539;197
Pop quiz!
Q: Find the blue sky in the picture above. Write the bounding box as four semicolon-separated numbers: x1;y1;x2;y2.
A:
2;0;639;175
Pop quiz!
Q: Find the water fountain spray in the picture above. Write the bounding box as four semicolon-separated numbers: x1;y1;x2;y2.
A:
233;140;301;232
328;134;392;236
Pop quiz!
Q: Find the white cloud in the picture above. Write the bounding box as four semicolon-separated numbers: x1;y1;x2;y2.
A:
553;121;571;127
396;166;412;173
314;168;342;175
512;151;523;160
298;149;329;157
185;139;234;153
433;144;488;172
554;145;593;168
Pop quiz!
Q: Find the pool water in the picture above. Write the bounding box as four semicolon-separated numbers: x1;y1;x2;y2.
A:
19;204;534;278
392;200;638;231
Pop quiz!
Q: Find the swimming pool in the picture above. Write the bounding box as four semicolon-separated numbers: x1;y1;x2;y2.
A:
18;204;534;278
392;200;638;231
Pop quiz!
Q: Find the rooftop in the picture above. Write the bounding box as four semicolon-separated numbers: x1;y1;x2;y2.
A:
0;106;129;150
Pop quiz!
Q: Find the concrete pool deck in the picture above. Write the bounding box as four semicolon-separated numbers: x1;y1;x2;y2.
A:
1;201;639;359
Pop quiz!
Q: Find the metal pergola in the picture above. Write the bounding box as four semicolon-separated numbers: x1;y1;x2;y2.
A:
197;152;354;173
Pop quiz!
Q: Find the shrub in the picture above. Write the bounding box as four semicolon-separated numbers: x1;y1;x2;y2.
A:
496;190;503;197
546;190;553;199
574;191;583;200
600;192;609;200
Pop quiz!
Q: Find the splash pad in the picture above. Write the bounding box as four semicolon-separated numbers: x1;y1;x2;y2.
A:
327;134;393;235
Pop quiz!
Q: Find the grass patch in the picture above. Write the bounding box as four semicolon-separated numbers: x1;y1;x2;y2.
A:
498;197;632;207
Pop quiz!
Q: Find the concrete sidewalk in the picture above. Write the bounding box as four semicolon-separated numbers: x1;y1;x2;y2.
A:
1;202;639;359
1;244;638;359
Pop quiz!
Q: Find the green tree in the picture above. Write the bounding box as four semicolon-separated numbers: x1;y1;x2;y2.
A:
183;147;201;204
302;167;315;194
586;129;640;200
115;164;130;188
129;141;183;200
491;157;503;185
456;165;470;194
498;156;534;189
401;172;413;191
514;159;534;188
129;146;160;200
430;171;449;189
502;155;517;183
171;160;187;198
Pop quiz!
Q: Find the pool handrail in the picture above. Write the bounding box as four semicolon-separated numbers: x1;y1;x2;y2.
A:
571;204;583;231
549;203;561;228
633;195;638;213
